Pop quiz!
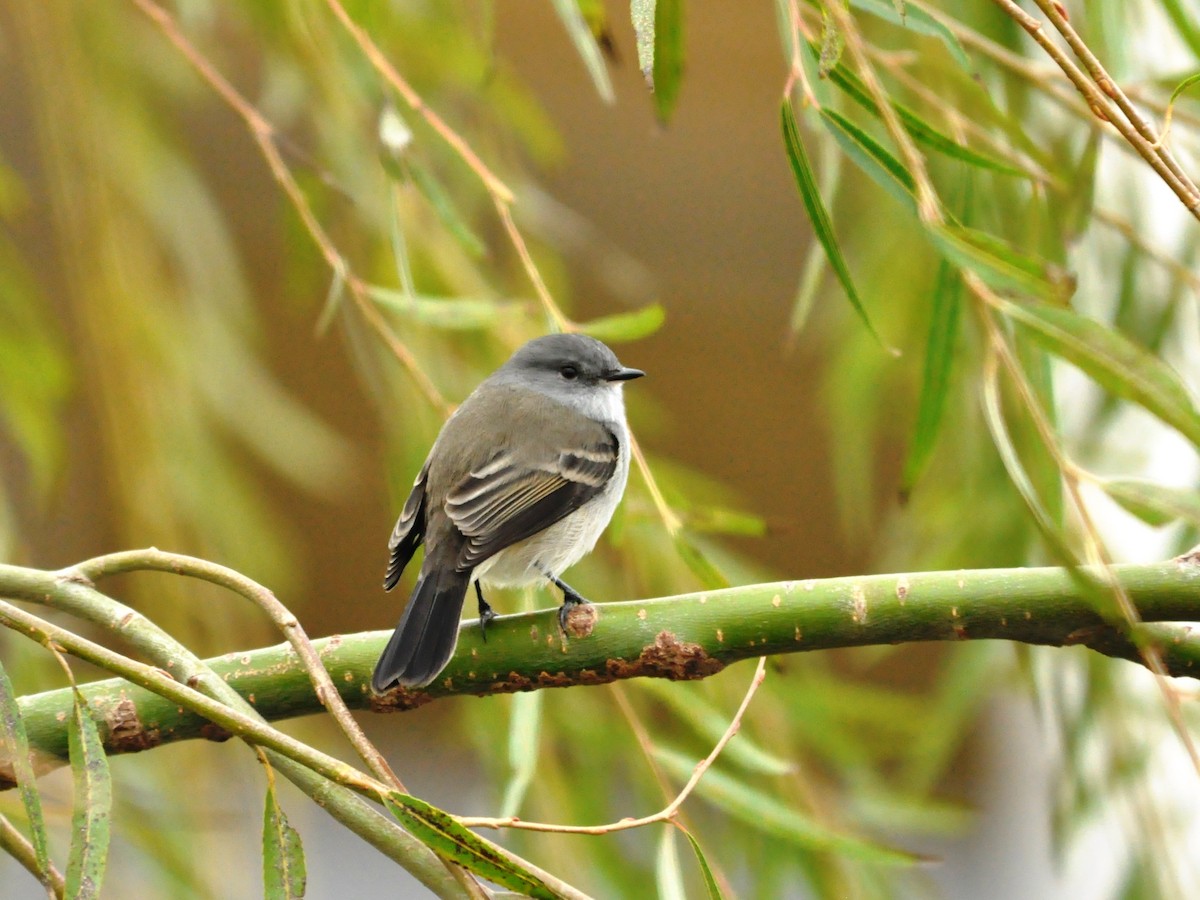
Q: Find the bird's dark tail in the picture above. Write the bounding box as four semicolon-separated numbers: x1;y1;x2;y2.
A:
371;567;471;692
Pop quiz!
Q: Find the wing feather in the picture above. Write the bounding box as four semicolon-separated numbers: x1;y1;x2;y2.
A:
445;432;619;569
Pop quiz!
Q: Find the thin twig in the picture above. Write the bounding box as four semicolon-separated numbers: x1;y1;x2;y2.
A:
70;548;407;793
1028;0;1199;198
823;1;942;223
459;656;767;834
989;0;1200;218
0;812;63;900
494;202;571;331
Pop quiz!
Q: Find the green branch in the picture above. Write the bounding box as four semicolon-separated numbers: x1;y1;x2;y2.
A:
3;559;1199;779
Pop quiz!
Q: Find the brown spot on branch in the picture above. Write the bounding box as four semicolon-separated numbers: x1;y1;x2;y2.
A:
105;696;162;753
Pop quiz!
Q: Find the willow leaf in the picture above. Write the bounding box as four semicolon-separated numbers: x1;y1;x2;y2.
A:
263;777;306;900
816;56;1026;177
678;826;726;900
653;0;684;122
385;793;559;899
552;0;615;103
849;0;970;69
65;690;111;900
818;107;916;208
631;0;656;85
1102;479;1200;530
929;224;1074;303
0;659;52;887
998;299;1200;447
579;303;666;342
901;257;961;496
781;100;882;344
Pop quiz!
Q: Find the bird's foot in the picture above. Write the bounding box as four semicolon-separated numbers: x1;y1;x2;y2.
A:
551;576;594;638
475;582;497;643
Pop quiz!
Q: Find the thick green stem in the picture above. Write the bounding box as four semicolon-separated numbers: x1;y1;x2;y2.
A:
3;560;1199;778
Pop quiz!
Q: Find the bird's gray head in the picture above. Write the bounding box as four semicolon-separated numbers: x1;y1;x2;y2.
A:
497;333;644;404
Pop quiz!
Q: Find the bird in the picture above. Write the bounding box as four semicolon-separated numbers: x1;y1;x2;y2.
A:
371;333;644;692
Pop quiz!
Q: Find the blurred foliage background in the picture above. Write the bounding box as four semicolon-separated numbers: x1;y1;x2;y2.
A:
2;0;1200;897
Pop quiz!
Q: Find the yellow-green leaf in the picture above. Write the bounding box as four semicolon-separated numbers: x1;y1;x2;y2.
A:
552;0;615;103
1102;479;1200;530
385;793;560;899
369;287;515;331
781;100;883;345
900;256;961;497
263;777;306;900
0;659;52;889
849;0;970;69
66;689;111;900
998;298;1200;447
818;108;916;209
678;825;726;900
653;0;685;122
578;303;666;342
929;224;1075;303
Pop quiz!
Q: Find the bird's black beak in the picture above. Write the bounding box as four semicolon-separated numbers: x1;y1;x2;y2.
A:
605;366;645;382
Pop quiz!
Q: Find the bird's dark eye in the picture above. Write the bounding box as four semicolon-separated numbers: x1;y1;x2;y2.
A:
559;365;579;380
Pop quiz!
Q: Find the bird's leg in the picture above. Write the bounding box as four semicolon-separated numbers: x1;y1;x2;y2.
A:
548;574;592;637
475;582;497;642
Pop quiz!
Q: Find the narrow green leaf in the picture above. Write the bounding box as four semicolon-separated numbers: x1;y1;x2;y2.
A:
685;505;767;537
998;298;1200;447
655;827;687;900
929;223;1074;303
1014;334;1064;528
500;691;542;818
551;0;615;103
1102;479;1200;530
387;190;417;298
1162;71;1200;138
639;681;793;775
849;0;970;69
815;55;1026;177
65;690;111;900
980;361;1075;563
674;532;730;590
817;8;844;77
368;287;513;330
780;100;883;345
314;263;346;337
653;0;684;122
0;660;52;888
1059;130;1100;242
653;748;921;865
263;776;306;900
630;0;656;86
575;0;613;52
901;257;961;496
789;242;827;336
817;108;916;209
577;303;666;342
677;826;726;900
385;793;559;899
405;160;487;259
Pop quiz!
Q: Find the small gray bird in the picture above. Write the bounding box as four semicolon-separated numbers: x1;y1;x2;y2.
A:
372;333;644;692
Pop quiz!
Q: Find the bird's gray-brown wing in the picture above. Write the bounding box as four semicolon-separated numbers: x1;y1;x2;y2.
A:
383;459;430;590
445;430;618;569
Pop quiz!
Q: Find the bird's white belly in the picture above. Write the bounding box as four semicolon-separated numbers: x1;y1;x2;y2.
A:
472;452;629;588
